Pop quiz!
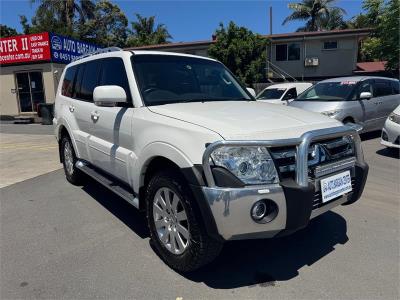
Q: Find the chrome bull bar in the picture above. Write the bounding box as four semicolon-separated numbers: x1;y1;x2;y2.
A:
202;125;364;188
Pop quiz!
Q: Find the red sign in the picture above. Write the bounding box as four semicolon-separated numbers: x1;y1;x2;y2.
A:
0;32;51;65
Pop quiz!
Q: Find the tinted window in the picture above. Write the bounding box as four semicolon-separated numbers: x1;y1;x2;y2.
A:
74;64;85;99
257;88;286;100
79;60;101;102
61;66;77;97
374;80;392;97
99;58;132;102
324;41;337;49
276;44;287;61
392;81;399;94
296;81;357;101
132;55;252;106
288;43;300;61
283;87;297;100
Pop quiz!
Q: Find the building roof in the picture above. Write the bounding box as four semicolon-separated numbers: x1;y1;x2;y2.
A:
125;40;213;51
265;28;371;40
355;61;387;73
124;28;371;51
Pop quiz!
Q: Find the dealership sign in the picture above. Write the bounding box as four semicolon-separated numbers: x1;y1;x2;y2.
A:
49;33;101;64
0;32;51;64
0;32;101;65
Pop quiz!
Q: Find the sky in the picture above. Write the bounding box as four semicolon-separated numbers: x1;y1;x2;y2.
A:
0;0;364;42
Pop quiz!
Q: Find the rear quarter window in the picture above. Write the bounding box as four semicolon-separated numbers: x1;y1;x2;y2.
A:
392;81;399;94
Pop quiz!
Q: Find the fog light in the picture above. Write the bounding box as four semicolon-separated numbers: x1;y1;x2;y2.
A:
251;199;279;223
251;201;267;220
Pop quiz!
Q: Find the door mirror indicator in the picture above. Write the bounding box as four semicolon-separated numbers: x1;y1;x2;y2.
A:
93;85;127;107
360;91;372;100
246;87;256;97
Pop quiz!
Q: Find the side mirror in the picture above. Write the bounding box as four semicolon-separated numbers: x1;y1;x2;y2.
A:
246;87;256;97
93;85;127;106
359;91;372;100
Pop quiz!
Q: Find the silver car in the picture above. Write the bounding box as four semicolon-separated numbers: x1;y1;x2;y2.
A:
289;76;400;132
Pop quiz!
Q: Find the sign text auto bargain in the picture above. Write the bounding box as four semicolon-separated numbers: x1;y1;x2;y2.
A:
0;32;101;65
49;33;101;64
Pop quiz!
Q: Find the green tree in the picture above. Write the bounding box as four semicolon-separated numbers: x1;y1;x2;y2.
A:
208;22;267;85
355;0;399;71
81;0;128;47
0;24;19;37
373;0;399;70
29;0;95;36
126;14;172;47
283;0;346;31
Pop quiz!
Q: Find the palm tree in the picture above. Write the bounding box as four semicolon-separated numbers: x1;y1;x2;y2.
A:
127;14;172;47
31;0;95;33
283;0;346;31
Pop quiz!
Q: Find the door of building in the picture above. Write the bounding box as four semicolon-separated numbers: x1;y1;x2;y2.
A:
15;71;45;112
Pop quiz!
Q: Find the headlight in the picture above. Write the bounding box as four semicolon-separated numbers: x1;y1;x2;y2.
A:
210;146;278;185
388;112;400;124
321;109;342;117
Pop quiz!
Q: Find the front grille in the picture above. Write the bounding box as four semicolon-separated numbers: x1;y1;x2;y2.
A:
313;178;355;209
269;136;355;180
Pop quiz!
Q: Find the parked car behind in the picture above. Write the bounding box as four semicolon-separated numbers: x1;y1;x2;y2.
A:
256;82;312;105
381;105;400;149
289;76;400;132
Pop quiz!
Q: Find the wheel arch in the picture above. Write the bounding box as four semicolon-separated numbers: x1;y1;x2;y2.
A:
56;121;79;163
138;155;204;210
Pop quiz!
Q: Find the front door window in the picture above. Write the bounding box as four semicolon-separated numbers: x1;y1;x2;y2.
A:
15;71;45;112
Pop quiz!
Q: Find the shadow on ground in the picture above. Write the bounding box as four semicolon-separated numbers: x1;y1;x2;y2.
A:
184;211;348;289
82;179;149;239
376;147;400;159
81;178;348;289
360;130;381;141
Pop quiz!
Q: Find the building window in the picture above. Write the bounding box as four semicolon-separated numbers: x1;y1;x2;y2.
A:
276;43;300;61
323;41;338;50
276;44;287;61
288;43;300;60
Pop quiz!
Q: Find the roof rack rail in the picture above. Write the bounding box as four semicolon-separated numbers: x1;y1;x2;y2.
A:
75;47;123;61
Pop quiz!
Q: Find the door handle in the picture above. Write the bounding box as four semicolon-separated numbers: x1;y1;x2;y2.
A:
68;105;75;112
91;111;100;121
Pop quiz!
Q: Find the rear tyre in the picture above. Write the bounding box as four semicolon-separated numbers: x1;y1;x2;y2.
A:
61;135;85;185
146;170;223;272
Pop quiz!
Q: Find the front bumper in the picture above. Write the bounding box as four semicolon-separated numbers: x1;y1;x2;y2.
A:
381;120;400;149
198;125;369;241
198;163;368;240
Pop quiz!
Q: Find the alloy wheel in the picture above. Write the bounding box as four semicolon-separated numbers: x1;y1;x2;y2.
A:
152;187;189;255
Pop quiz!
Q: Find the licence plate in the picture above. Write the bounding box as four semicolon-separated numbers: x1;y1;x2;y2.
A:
320;170;352;203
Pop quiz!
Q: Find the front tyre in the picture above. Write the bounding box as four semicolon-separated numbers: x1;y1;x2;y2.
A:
146;170;222;272
61;135;85;185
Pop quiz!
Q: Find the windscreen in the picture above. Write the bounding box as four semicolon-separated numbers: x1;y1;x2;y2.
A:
131;55;252;106
295;81;357;101
256;88;286;100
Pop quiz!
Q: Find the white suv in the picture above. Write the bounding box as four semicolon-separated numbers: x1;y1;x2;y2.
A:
54;48;369;272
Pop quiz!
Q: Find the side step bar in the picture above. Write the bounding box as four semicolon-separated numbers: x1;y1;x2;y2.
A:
76;161;139;209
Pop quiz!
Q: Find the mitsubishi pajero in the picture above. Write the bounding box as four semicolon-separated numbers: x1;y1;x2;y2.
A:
54;48;369;272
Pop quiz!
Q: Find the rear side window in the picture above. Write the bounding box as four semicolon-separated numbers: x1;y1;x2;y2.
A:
61;66;77;97
79;60;101;102
392;81;399;94
374;80;393;97
99;58;132;103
